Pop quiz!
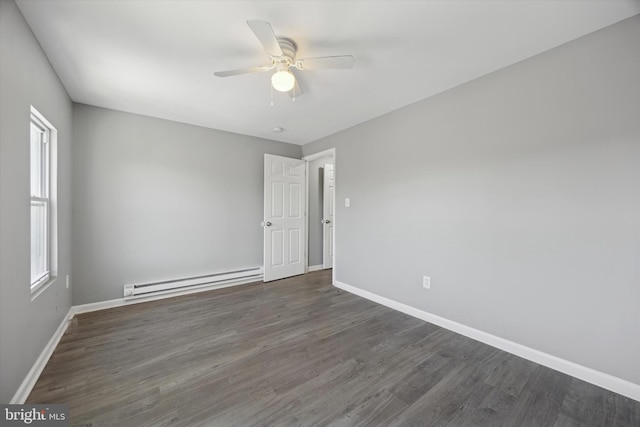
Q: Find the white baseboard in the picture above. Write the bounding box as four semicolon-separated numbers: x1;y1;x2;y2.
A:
72;297;128;315
10;307;74;404
333;280;640;402
308;265;324;272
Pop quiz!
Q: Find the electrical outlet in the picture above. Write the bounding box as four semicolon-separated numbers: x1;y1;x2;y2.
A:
345;198;350;208
66;275;70;289
422;276;431;289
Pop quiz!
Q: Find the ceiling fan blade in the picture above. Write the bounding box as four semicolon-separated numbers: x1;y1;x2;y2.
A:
247;20;283;57
289;79;303;99
214;66;272;77
295;55;355;70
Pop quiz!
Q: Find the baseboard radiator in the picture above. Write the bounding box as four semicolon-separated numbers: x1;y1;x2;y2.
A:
123;267;263;300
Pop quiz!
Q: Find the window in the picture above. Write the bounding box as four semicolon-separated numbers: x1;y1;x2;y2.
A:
30;107;55;293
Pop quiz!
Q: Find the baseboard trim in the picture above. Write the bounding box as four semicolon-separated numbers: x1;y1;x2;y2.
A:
308;265;324;272
72;297;127;315
10;307;74;404
74;276;261;315
333;280;640;402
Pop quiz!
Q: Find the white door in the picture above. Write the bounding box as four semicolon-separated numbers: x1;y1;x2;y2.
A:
322;164;334;269
264;154;306;282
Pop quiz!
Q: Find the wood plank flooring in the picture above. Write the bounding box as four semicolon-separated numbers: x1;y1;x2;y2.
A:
28;270;640;426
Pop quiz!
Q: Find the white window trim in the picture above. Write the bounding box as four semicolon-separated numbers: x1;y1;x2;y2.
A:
30;106;58;299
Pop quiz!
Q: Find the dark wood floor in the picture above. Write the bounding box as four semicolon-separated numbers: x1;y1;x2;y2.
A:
28;270;639;426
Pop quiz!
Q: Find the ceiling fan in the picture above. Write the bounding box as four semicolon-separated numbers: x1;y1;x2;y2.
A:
214;20;355;98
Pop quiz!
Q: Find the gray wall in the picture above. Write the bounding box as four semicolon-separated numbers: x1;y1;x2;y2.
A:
308;157;334;267
72;104;301;304
0;0;74;403
302;16;640;385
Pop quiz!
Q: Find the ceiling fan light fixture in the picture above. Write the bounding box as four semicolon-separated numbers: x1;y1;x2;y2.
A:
271;70;295;92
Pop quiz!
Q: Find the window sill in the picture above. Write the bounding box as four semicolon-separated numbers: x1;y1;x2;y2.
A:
31;276;56;301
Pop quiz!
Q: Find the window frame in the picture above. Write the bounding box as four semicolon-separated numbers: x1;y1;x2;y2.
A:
30;107;55;295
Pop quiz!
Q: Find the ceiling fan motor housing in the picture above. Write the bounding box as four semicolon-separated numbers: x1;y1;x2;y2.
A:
276;37;297;63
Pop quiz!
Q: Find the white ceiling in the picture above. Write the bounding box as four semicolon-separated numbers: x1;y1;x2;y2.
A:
16;1;640;145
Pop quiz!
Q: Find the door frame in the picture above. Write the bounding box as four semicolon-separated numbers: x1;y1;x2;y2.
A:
303;148;336;285
322;163;334;270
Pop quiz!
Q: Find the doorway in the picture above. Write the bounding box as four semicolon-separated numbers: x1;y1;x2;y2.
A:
303;149;335;276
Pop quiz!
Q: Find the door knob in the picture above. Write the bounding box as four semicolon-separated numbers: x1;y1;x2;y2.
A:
265;221;272;227
323;219;331;224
